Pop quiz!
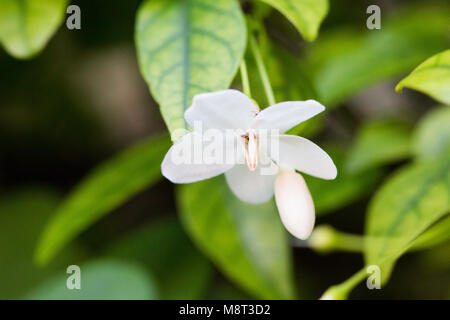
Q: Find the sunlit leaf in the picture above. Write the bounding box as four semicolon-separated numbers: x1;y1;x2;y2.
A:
411;215;450;251
105;219;212;299
35;134;171;265
346;120;412;173
312;5;450;107
27;259;158;300
365;157;450;282
305;147;383;216
258;0;328;41
178;176;295;299
0;0;68;59
135;0;246;136
396;50;450;105
413;106;450;161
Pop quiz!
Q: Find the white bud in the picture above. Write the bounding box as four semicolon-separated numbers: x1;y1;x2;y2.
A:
274;169;315;240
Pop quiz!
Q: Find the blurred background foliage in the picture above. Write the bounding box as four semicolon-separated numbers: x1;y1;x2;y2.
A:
0;0;449;299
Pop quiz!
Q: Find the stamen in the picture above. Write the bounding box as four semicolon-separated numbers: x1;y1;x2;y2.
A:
243;130;258;171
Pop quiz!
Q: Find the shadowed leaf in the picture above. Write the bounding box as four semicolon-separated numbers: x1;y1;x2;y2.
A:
27;259;158;300
35;134;171;265
178;176;295;299
346;120;412;173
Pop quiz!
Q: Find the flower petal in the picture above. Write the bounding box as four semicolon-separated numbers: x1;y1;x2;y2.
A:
162;132;234;183
251;100;325;133
270;135;337;180
185;89;258;131
225;158;277;204
275;170;315;240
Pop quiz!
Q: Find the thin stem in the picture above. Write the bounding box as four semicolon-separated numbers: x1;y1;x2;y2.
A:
249;34;275;106
240;60;252;98
333;231;365;253
321;238;418;299
308;225;365;253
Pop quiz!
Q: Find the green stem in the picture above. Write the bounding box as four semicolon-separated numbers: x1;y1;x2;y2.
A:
321;238;418;299
309;225;365;253
249;35;275;106
333;232;365;252
240;60;252;98
322;268;368;300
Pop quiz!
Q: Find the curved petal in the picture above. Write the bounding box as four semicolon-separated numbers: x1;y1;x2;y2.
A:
225;159;277;204
270;135;337;180
275;170;315;240
251;100;325;133
185;89;258;131
162;132;234;183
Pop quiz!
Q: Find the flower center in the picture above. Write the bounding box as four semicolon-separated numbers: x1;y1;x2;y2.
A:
242;129;258;171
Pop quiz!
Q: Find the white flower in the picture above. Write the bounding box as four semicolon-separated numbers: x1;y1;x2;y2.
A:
162;89;337;239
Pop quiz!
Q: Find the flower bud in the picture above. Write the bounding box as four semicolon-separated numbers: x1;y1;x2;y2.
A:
274;169;315;240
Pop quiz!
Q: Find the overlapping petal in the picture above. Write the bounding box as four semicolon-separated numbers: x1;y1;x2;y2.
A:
162;132;235;183
185;89;259;131
269;135;337;180
251;100;325;133
225;162;277;204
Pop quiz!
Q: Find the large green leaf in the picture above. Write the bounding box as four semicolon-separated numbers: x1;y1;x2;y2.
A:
105;218;212;299
312;5;450;107
135;0;246;136
305;147;383;216
346;120;412;173
27;259;158;300
35;134;171;265
259;0;328;41
178;176;294;299
0;0;68;59
413;106;450;161
396;50;450;105
365;157;450;281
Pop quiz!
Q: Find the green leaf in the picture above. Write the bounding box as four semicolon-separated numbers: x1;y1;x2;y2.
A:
396;50;450;105
135;0;246;136
346;120;412;173
413;106;450;161
105;218;212;299
27;259;158;300
0;187;84;299
177;176;295;299
312;5;450;107
411;215;450;251
258;0;328;41
0;0;68;59
305;147;383;216
365;157;450;281
35;134;171;265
